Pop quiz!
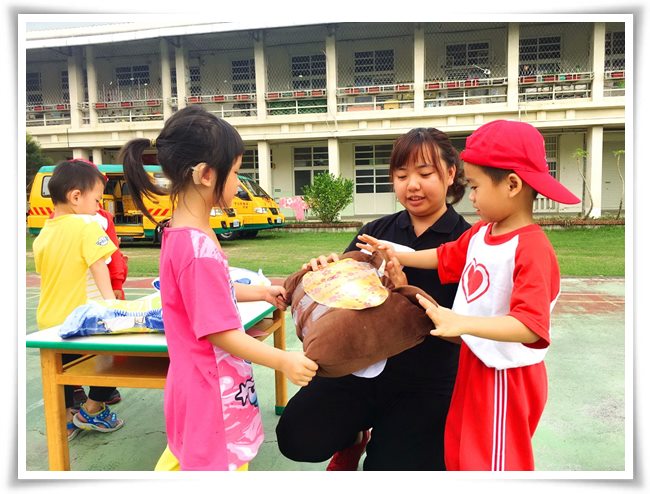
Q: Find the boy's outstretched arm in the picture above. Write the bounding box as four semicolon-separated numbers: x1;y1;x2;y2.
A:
416;294;540;344
89;258;117;300
357;233;439;269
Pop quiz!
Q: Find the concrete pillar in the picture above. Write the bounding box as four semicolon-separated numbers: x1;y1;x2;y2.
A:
72;149;90;160
507;22;520;111
85;46;98;126
257;141;272;193
174;39;188;110
92;148;103;165
328;137;340;176
586;126;604;218
67;47;85;128
591;22;606;103
413;24;425;112
326;26;338;115
160;38;174;119
254;30;267;119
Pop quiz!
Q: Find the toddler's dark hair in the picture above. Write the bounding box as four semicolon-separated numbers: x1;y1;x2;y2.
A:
476;166;539;200
119;106;245;224
48;159;106;205
390;128;467;205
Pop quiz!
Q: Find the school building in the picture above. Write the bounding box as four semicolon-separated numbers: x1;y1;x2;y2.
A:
24;19;627;220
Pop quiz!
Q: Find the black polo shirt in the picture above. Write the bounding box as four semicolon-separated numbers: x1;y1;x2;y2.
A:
344;205;471;391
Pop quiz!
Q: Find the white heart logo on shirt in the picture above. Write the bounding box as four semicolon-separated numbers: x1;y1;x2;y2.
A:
461;259;490;303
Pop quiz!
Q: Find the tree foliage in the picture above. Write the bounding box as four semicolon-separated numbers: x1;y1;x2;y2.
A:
302;172;354;223
26;133;53;192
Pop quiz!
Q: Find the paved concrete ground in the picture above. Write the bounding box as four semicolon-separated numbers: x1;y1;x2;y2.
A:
23;276;626;473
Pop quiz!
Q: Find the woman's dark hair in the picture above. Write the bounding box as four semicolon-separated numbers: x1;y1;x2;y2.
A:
119;105;245;224
48;159;106;205
389;128;466;205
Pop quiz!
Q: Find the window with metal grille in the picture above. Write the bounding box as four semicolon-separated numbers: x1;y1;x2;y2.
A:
354;50;394;86
292;54;326;90
605;31;625;70
445;42;489;79
241;149;260;181
519;36;561;75
27;72;42;105
61;70;69;103
115;65;150;87
189;66;201;96
354;144;393;194
545;135;558;178
293;146;329;195
232;59;256;93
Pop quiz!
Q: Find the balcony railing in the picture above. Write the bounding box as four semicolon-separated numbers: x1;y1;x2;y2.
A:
93;98;164;123
518;72;594;102
26;103;71;127
604;70;625;97
336;83;415;112
186;92;258;118
424;77;508;107
266;89;327;115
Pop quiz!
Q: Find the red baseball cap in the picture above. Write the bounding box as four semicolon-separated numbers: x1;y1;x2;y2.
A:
460;120;580;205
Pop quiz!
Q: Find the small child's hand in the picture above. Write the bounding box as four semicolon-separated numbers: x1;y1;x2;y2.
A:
356;234;395;265
416;294;464;338
281;352;318;387
265;285;288;311
302;253;340;271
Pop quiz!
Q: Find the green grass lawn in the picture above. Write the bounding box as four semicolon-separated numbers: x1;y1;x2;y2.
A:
25;225;625;278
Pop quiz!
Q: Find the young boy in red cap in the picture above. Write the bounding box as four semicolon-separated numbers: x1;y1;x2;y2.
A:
358;119;580;471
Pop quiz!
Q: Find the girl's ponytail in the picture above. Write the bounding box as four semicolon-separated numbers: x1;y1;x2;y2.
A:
119;138;167;225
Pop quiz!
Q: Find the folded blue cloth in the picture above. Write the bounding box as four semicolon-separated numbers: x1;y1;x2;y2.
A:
59;296;164;339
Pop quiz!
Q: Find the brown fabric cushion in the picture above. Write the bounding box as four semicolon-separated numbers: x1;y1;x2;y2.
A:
284;251;438;377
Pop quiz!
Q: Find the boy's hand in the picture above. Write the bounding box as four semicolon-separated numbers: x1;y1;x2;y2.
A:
356;234;395;264
280;352;318;386
416;293;464;338
302;253;340;271
265;285;288;311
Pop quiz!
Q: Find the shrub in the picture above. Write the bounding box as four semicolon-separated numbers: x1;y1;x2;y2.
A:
302;173;354;223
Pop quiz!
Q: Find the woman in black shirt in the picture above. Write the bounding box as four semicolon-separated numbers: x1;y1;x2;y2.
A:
276;128;471;471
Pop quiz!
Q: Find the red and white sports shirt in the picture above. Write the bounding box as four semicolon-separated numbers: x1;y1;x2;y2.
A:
437;221;560;369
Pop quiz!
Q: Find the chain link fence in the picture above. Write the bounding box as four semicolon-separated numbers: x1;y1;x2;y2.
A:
183;30;257;117
265;24;328;115
424;22;508;107
336;22;414;111
26;21;625;127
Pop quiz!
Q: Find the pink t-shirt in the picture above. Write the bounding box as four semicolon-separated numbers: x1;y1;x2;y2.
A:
159;226;263;470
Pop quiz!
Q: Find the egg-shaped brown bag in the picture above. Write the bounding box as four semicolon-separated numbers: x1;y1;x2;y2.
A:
283;250;438;377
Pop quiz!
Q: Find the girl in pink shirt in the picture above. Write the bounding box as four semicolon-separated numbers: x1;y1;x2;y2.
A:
121;106;318;471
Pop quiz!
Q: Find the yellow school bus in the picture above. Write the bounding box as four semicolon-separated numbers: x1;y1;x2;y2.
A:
218;175;285;240
27;164;243;243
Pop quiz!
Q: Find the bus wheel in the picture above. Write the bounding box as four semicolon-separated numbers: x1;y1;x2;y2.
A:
217;230;239;241
154;219;171;245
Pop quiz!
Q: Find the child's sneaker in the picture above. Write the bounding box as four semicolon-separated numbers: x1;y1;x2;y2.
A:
73;404;124;433
72;386;87;409
104;389;122;405
326;429;371;471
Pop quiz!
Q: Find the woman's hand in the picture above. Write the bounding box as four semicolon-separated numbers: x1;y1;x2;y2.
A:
384;256;408;288
302;252;340;271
